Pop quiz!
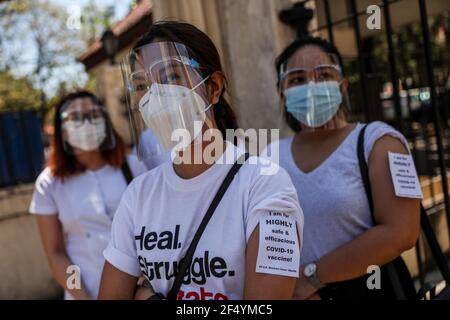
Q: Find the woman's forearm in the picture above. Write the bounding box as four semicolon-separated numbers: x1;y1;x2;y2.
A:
98;261;138;300
48;252;91;300
316;225;415;284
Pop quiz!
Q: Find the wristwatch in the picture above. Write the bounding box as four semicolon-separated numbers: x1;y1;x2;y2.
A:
303;263;325;290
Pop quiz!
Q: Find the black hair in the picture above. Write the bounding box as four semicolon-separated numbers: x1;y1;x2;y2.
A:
275;37;346;133
60;91;103;109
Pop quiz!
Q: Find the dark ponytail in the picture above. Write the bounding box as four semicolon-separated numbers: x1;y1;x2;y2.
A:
214;94;238;139
134;20;239;139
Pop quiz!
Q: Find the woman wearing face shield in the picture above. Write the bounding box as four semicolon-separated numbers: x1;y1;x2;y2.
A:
99;21;304;300
266;37;421;300
29;91;147;300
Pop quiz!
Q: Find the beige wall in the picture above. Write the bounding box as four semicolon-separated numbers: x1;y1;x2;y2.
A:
91;63;131;146
0;216;62;299
89;46;136;146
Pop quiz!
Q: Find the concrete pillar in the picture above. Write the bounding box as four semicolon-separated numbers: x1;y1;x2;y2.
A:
91;62;132;146
216;0;296;135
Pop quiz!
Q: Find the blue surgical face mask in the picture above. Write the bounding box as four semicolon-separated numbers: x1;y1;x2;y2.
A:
285;81;343;128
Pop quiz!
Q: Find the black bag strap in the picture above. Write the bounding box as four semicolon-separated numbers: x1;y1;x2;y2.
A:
358;124;407;299
121;161;133;185
167;153;250;300
357;124;450;291
357;125;375;223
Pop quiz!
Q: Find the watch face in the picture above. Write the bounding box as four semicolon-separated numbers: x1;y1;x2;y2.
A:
304;264;317;277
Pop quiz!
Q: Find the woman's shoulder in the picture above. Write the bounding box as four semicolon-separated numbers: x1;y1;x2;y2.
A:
363;121;409;160
365;121;399;133
364;121;407;143
35;167;57;190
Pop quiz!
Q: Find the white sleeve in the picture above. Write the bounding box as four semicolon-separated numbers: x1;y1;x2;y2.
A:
29;168;58;215
364;122;411;162
245;163;303;241
245;161;304;277
103;183;141;277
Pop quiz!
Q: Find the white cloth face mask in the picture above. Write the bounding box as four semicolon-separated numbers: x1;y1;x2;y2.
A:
64;118;107;152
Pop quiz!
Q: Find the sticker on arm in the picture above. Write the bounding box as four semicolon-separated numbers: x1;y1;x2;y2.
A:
255;211;300;278
388;152;423;199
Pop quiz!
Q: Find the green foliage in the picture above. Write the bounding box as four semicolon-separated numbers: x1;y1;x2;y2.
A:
0;0;120;122
80;1;116;46
0;71;41;112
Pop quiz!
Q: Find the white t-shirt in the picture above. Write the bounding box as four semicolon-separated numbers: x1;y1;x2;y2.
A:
104;142;304;300
29;155;147;300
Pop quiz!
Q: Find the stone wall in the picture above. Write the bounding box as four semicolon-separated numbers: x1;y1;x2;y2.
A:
0;186;61;299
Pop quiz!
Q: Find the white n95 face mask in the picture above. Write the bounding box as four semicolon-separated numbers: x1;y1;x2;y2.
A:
64;118;107;152
138;81;211;151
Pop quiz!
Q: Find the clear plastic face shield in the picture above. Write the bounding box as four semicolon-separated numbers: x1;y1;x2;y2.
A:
121;42;214;161
60;98;116;155
279;47;349;132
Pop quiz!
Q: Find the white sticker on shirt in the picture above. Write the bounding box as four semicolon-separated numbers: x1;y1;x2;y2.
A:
388;152;423;199
256;211;300;278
